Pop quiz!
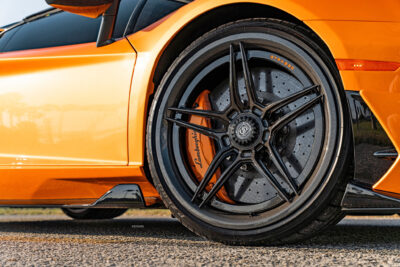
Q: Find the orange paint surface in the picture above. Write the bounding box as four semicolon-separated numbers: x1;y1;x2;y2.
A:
0;41;134;166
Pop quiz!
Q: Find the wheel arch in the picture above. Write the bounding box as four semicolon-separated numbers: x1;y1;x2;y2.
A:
127;0;351;167
151;3;338;88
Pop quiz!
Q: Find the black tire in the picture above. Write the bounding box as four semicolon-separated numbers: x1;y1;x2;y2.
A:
147;18;352;245
61;208;127;220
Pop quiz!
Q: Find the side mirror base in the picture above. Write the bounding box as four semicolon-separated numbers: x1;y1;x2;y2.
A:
96;0;120;47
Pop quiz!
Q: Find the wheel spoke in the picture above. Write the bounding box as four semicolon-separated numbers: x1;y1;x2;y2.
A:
168;107;228;123
252;158;292;202
239;42;258;109
192;148;236;202
199;158;243;208
270;94;323;133
229;44;244;112
267;143;299;195
264;85;320;116
165;117;223;139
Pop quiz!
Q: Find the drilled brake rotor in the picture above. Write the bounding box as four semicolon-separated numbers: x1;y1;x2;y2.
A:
209;67;317;204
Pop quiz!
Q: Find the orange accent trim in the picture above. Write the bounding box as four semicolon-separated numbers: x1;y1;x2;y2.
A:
51;3;111;18
336;59;400;71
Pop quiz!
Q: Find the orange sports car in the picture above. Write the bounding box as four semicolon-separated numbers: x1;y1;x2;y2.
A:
0;0;399;244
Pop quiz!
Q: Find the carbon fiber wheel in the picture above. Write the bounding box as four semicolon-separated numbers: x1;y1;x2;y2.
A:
147;19;352;245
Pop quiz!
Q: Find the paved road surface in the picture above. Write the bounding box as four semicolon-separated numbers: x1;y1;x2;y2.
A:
0;215;399;266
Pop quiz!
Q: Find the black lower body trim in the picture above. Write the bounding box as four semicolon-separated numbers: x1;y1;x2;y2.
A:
346;91;396;186
64;184;145;209
342;183;400;214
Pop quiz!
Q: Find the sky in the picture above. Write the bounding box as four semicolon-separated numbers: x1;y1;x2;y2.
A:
0;0;49;26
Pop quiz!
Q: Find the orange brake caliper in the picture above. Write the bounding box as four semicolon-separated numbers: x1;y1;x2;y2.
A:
186;90;235;204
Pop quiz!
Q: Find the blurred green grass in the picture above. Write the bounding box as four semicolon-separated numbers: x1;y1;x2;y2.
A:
0;208;171;217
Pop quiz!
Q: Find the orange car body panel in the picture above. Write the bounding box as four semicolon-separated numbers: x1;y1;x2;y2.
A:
0;40;134;165
0;39;163;205
127;0;400;198
308;20;400;195
0;0;399;205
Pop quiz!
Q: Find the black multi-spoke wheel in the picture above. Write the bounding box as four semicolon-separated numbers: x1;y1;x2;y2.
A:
147;19;352;245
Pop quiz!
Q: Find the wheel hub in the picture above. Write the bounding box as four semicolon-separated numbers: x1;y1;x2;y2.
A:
228;114;263;149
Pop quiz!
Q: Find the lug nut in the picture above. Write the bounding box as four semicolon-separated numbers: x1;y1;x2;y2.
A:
282;126;289;134
240;164;249;171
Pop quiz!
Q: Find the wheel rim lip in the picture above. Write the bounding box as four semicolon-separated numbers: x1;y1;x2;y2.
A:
172;46;324;214
154;31;342;230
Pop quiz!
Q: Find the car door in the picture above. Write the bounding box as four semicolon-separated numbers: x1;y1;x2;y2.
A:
0;0;138;166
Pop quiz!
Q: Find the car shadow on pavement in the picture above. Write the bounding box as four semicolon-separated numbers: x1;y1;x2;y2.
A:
0;216;400;248
301;219;400;250
0;217;199;240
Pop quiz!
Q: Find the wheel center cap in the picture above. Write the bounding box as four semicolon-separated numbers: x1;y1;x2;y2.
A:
229;114;261;147
235;121;253;140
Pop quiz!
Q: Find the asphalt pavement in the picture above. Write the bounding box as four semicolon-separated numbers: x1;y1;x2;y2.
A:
0;214;400;266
